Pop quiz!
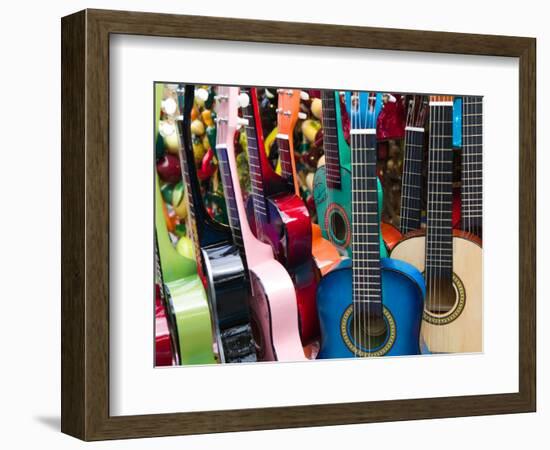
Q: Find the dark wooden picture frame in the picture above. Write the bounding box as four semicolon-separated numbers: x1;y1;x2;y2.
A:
61;8;536;441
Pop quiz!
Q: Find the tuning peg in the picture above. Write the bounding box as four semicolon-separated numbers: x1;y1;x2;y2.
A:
298;112;307;120
161;97;177;115
300;91;310;101
238;92;250;108
236;117;249;128
195;88;209;102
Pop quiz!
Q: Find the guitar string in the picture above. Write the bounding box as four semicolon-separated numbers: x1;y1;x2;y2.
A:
350;92;360;357
402;97;414;234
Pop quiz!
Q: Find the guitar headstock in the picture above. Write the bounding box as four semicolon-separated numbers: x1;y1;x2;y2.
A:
429;95;454;104
214;86;237;149
406;95;429;128
345;91;382;130
276;88;308;136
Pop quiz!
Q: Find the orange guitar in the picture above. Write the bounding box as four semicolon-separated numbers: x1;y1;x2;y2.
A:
276;88;341;275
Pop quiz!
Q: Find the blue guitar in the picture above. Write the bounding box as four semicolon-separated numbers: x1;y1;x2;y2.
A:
317;91;426;358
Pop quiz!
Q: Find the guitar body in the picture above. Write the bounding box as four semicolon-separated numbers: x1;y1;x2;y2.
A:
317;258;425;358
246;192;312;268
214;86;307;361
314;166;388;258
155;174;215;365
245;194;320;343
155;288;176;366
390;230;482;353
248;260;310;361
313;164;352;255
381;222;403;253
165;275;216;365
201;242;257;363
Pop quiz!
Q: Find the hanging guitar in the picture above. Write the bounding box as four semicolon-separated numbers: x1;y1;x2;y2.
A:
177;84;257;363
154;174;215;365
276;88;342;275
242;87;320;345
390;95;482;353
458;96;483;240
316;90;426;358
381;95;430;251
215;86;307;362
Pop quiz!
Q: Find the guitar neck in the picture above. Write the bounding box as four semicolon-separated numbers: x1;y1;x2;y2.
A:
216;146;246;256
400;127;425;234
241;88;269;228
461;96;483;237
321;90;342;189
426;98;454;282
176;85;228;249
351;128;383;315
277;134;296;191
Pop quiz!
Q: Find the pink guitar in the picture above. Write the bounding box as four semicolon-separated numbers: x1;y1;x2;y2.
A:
214;86;307;362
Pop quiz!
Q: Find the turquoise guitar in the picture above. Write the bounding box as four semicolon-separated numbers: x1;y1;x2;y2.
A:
313;90;387;257
316;91;425;358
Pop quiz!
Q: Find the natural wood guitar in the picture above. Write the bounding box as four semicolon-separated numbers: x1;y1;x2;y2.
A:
390;95;482;353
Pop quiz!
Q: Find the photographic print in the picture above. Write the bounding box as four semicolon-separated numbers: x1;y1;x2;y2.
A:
154;83;483;366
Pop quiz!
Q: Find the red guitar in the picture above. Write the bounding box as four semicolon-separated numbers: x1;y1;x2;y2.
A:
276;88;341;275
243;87;320;345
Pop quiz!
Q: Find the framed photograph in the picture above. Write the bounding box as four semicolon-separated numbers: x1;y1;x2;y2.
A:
61;9;536;441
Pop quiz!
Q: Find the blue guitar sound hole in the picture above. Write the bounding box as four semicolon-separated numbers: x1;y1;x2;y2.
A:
348;314;388;351
341;306;397;356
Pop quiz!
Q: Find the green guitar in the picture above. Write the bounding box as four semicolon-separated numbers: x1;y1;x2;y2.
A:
313;90;387;258
155;83;215;365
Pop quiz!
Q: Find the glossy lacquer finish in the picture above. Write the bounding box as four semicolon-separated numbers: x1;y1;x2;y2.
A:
154;173;215;365
202;243;256;362
246;194;319;342
314;168;388;258
246;192;312;268
178;85;256;363
317;258;425;358
216;86;306;362
243;88;320;344
155;290;175;366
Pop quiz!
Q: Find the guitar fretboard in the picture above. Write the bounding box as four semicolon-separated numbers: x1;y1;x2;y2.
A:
351;129;382;314
461;96;483;237
217;146;245;253
400;127;424;234
278;136;295;187
425;101;454;282
321;90;342;189
241;91;268;226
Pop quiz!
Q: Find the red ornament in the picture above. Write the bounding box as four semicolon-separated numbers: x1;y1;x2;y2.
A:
156;154;182;184
377;94;406;141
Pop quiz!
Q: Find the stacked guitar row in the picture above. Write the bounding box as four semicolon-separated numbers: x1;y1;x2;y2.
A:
154;84;482;366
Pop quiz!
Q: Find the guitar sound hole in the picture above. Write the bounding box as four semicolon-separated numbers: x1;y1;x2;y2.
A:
349;312;389;351
425;279;456;315
330;210;347;243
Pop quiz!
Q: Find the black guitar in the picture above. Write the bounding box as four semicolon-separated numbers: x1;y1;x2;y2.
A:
176;84;257;363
